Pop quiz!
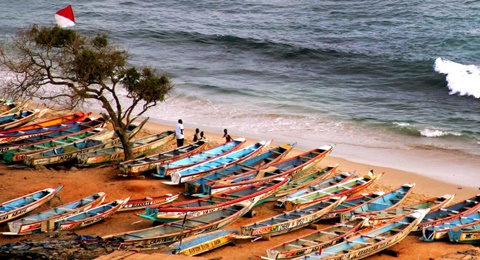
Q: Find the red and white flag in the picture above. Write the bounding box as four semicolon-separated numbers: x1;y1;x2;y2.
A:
55;5;75;28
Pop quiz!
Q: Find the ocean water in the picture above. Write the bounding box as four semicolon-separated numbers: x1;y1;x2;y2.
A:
0;1;479;186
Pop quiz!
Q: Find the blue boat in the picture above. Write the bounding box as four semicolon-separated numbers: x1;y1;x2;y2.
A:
414;194;480;233
421;209;480;242
0;109;44;130
163;140;269;185
184;142;295;196
153;138;246;178
3;192;106;235
448;223;480;244
204;145;335;196
0;186;64;224
336;183;415;221
291;210;428;259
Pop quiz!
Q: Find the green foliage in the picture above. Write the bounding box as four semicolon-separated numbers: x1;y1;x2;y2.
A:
122;67;172;102
30;25;78;48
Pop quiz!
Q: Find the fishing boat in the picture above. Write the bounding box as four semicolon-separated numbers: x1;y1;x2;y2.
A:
335;183;415;221
0;186;63;224
76;131;175;167
118;193;180;212
204;145;335;195
3;192;106;235
153;138;246;178
118;139;210;177
2;125;109;163
184;143;294;196
421;210;480;242
240;196;346;239
169;229;239;256
290;209;428;259
0;102;20;116
163;140;269;185
0;112;92;143
371;194;455;221
448;225;480;244
139;177;288;223
48;198;129;232
0;118;106;156
0;109;46;130
261;218;367;260
101;199;257;247
413;194;480;232
279;171;384;211
269;165;339;201
23;119;148;167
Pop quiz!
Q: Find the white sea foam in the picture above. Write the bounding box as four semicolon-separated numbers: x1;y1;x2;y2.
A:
420;128;461;138
434;57;480;98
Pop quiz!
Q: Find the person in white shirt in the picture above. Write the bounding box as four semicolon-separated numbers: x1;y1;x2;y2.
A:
175;119;184;147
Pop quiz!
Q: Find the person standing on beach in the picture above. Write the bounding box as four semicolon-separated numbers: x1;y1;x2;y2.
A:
193;128;200;142
176;119;184;147
223;128;232;143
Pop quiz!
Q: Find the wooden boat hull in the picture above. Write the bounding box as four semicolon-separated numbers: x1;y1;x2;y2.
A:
262;219;367;260
4;192;106;235
118;140;209;177
153;138;247;178
139;177;288;223
164;140;269;185
0;186;63;224
184;143;294;196
118;193;180;212
0;112;91;143
281;172;384;211
240;196;346;239
102;200;257;247
448;228;480;244
77;131;175;166
23;119;148;166
169;229;239;256
0;109;46;130
421;211;480;242
295;210;428;260
50;198;129;232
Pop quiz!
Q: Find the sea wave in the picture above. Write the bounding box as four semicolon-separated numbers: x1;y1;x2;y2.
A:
434;57;480;98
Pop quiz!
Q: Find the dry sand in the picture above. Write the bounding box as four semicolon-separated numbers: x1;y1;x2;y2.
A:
0;114;478;260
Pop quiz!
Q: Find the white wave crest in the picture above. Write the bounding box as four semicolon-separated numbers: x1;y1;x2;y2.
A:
420;128;461;138
434;57;480;98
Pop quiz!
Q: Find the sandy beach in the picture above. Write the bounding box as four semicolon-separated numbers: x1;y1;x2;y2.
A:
0;112;479;260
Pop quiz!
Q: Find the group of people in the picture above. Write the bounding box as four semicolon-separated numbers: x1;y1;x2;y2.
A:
175;119;232;147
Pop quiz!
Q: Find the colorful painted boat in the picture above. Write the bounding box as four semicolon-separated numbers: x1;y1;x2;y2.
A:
101;199;257;247
261;218;367;260
153;138;246;178
139;177;288;223
0;102;20;116
336;183;416;221
448;225;480;244
184;143;295;196
23;119;148;166
49;198;129;232
2;125;109;163
290;209;428;259
269;165;339;201
279;171;384;211
0;112;91;143
168;229;239;256
77;131;175;166
3;192;106;235
0;109;46;130
371;194;455;221
118;139;210;177
413;194;480;232
163;140;269;185
204;145;335;195
118;193;180;212
240;196;346;239
0;118;106;156
421;209;480;242
0;186;63;224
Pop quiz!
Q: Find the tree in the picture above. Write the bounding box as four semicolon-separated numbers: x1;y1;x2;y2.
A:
0;25;173;160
